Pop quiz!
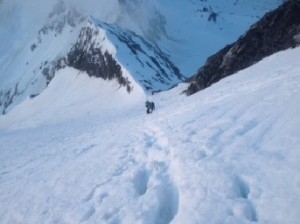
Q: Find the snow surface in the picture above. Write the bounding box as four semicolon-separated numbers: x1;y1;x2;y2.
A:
1;47;300;223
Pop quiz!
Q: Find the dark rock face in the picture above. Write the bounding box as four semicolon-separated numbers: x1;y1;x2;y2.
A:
66;26;132;92
185;0;300;95
0;84;20;114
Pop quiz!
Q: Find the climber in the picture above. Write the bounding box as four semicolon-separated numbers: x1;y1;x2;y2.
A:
145;101;155;114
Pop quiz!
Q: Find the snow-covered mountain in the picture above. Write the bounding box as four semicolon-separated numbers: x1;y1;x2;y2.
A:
0;46;299;224
0;0;282;114
0;0;183;114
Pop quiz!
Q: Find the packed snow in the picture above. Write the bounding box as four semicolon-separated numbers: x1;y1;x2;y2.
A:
1;46;300;223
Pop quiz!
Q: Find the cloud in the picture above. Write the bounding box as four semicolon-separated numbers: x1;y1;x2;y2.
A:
0;0;164;42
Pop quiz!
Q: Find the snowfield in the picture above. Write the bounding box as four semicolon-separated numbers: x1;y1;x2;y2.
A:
0;47;300;223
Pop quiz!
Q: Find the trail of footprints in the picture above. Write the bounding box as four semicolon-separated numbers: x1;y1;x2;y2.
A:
80;119;257;223
131;125;179;224
79;124;179;224
232;176;258;222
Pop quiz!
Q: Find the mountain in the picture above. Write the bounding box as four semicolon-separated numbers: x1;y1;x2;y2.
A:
0;1;183;114
185;0;300;95
0;0;282;114
0;46;299;224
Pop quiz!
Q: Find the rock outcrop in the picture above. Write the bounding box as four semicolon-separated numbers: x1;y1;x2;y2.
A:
66;25;132;92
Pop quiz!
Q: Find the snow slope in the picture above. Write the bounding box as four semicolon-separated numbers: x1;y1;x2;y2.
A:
0;46;300;223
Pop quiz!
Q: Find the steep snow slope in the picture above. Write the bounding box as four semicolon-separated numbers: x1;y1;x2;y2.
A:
0;67;145;129
0;47;299;223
